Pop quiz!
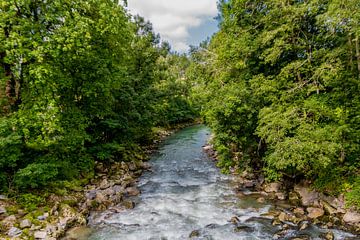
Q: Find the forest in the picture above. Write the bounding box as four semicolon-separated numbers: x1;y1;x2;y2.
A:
1;0;359;214
0;0;196;194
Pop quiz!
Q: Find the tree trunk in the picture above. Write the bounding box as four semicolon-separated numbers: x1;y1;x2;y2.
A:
2;26;17;105
348;34;353;70
355;36;360;79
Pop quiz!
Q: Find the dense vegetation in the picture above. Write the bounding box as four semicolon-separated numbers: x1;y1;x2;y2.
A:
1;0;359;209
0;0;196;194
188;0;360;206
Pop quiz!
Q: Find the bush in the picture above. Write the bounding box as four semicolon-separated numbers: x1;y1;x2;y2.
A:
345;176;360;209
14;163;60;189
17;193;46;211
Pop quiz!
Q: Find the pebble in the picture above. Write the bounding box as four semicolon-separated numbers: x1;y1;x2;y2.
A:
34;230;47;239
20;219;32;229
8;227;22;237
0;206;6;214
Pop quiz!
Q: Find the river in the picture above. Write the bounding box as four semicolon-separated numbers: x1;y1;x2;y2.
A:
86;125;356;240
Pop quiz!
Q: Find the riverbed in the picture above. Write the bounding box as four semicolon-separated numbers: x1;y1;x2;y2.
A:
85;125;356;240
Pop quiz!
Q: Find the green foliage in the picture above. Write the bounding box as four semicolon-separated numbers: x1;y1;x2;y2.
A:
17;193;45;212
14;163;59;189
345;177;360;209
188;0;360;201
0;0;197;193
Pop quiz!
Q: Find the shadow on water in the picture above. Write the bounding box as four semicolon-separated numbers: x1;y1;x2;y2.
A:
86;125;356;240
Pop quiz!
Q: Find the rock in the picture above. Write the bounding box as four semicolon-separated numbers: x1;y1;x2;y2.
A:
258;175;265;185
307;207;324;219
30;225;42;231
120;162;129;171
189;230;200;238
126;187;140;196
65;226;93;240
85;190;97;200
34;230;47;239
0;195;7;200
273;229;290;239
243;180;257;188
103;187;115;196
321;200;337;215
343;211;360;224
293;207;305;216
272;219;281;226
282;224;290;230
320;231;334;240
230;216;240;224
264;182;282;193
99;179;111;190
278;212;287;222
122;200;135;209
2;215;17;228
45;223;57;236
7;227;22;237
112;185;123;193
289;191;300;205
257;197;265;203
128;162;137;171
37;215;47;221
234;225;253;232
50;202;60;216
241;170;255;179
290;235;311;240
0;206;6;214
17;209;26;218
276;192;286;200
109;206;124;213
203;145;212;151
20;219;32;229
122;174;134;182
326;195;346;214
294;184;319;206
141;162;151;170
109;192;123;204
261;210;279;219
299;221;309;230
59;204;87;227
95;192;107;204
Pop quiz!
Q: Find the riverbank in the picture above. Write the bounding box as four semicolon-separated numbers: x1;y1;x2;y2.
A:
203;142;360;237
0;122;197;240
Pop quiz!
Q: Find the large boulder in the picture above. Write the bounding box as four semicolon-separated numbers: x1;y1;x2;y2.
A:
126;187;140;196
264;182;282;193
321;200;337;215
343;211;360;224
306;207;324;219
294;184;320;206
58;204;86;228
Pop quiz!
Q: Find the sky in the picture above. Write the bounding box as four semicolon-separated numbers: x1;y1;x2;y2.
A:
126;0;219;52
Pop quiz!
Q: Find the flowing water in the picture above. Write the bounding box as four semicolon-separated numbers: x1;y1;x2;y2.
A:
87;125;356;240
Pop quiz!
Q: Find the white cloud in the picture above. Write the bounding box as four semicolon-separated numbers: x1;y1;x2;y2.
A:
127;0;218;52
